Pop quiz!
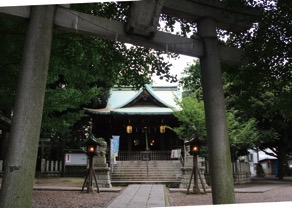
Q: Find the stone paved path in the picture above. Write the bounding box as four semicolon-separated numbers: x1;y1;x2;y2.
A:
107;184;165;208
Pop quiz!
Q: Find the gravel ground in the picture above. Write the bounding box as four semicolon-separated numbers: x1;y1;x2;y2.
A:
32;191;118;208
31;178;120;208
167;185;292;206
31;185;292;207
28;178;292;207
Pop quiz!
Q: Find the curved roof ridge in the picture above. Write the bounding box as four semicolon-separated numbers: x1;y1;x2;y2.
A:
114;87;143;109
144;84;173;108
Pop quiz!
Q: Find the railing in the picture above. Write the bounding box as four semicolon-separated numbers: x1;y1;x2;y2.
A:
0;160;4;173
41;159;63;175
116;150;183;161
0;159;63;176
232;162;250;173
204;161;251;174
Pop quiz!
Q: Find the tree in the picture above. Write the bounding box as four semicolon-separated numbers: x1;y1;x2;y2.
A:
172;92;259;161
223;0;291;179
180;59;202;98
225;77;292;178
0;17;26;117
227;109;259;162
0;3;178;152
173;61;260;161
171;95;206;141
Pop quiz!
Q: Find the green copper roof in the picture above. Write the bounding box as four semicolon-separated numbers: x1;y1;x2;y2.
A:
86;85;182;115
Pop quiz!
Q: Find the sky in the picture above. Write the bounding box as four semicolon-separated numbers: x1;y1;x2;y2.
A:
152;55;196;86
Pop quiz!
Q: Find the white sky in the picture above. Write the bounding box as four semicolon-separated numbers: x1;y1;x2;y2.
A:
153;20;197;86
152;55;196;86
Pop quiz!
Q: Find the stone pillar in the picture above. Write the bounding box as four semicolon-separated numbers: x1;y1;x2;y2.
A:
94;154;112;188
197;18;235;204
41;159;46;174
93;142;112;188
0;6;56;208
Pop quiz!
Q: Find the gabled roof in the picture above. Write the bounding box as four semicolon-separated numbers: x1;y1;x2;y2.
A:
86;85;181;115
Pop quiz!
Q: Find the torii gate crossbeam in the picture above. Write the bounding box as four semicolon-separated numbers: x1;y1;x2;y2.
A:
0;6;245;64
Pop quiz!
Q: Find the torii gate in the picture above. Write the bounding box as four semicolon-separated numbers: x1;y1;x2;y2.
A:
0;1;257;206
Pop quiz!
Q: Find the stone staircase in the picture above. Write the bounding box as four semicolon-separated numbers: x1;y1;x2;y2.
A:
111;160;182;187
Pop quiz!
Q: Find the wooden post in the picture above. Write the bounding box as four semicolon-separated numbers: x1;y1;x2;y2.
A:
82;155;99;193
197;18;235;204
0;5;56;208
193;155;199;194
88;156;93;193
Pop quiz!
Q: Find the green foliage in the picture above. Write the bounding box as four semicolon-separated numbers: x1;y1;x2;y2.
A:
172;93;258;160
71;2;178;86
0;17;27;117
278;85;292;121
171;95;206;141
227;0;291;89
179;59;202;98
0;3;179;147
227;109;259;160
178;56;262;161
222;0;291;178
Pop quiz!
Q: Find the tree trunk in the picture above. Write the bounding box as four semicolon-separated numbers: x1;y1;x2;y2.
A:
277;142;286;180
0;5;55;208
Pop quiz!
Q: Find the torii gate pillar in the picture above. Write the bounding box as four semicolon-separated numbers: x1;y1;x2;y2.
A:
0;6;56;207
197;18;235;204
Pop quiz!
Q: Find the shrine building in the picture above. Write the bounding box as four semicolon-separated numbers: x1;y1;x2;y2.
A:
86;85;184;161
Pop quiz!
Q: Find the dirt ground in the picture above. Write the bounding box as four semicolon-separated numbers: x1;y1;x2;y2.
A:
167;185;292;206
15;178;292;207
32;191;118;208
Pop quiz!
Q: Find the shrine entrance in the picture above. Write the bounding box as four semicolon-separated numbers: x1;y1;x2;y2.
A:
88;85;184;161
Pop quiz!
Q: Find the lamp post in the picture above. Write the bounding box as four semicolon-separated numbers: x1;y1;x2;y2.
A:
185;137;206;194
82;135;100;193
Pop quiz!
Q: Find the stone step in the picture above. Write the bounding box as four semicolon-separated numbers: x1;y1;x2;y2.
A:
111;174;178;178
111;180;181;188
112;171;176;173
112;172;176;175
114;164;180;167
112;174;175;177
112;172;175;175
113;169;176;172
114;161;181;166
112;166;178;171
111;160;182;188
113;167;175;169
113;166;176;168
113;167;176;169
111;176;178;180
112;171;175;174
111;179;181;182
